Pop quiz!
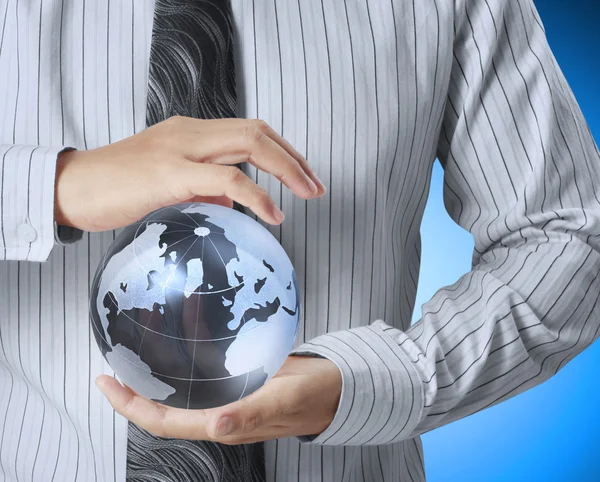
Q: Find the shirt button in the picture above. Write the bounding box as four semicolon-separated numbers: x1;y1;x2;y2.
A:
17;223;37;244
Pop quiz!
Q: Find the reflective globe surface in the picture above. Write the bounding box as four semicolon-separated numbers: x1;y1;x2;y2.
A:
90;202;300;409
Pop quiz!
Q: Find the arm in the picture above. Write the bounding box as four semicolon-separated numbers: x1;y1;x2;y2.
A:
292;0;600;445
0;118;326;263
0;144;79;262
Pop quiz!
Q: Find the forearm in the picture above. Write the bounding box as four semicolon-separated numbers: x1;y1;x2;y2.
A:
293;229;600;445
399;231;600;436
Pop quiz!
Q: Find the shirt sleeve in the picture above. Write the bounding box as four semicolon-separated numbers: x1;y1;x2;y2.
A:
292;0;600;446
0;144;79;262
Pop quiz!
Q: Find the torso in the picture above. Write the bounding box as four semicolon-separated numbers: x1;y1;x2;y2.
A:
0;1;454;480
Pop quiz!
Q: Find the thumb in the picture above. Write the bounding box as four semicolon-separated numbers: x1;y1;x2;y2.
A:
207;390;280;439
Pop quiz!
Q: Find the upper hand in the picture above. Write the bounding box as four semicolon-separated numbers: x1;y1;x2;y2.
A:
96;356;342;444
54;117;326;232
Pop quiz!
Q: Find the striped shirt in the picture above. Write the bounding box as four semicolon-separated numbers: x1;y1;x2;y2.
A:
1;0;599;481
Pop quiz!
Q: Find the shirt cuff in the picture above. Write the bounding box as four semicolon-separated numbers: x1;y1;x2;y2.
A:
0;145;71;261
291;321;424;446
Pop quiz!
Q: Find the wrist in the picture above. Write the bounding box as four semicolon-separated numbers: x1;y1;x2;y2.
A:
54;148;80;228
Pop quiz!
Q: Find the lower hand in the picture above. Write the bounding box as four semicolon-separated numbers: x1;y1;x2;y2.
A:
54;117;325;232
96;356;341;444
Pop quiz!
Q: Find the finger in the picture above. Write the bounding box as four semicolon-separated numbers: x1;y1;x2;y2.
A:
204;385;285;439
96;375;211;440
207;119;325;196
181;118;320;187
242;132;320;197
251;120;326;196
177;119;321;199
182;163;284;224
181;131;318;199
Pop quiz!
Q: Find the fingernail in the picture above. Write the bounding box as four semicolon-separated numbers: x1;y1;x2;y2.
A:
95;378;105;392
312;174;325;191
215;416;233;437
273;206;285;223
304;177;318;194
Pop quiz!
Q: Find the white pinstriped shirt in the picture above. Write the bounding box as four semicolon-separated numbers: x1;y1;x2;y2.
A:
1;0;599;481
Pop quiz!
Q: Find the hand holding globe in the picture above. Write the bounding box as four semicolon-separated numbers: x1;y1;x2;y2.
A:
90;202;302;409
92;203;342;443
55;117;324;232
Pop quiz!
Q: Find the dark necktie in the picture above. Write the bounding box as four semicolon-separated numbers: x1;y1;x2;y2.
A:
126;2;265;481
146;0;236;122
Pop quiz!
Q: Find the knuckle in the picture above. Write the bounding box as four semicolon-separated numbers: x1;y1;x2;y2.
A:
159;116;187;141
150;121;185;152
121;396;135;415
276;391;302;418
154;405;168;438
242;120;268;144
224;166;245;185
252;119;269;132
253;184;268;198
242;125;263;144
253;186;272;206
205;424;219;442
243;411;264;433
278;398;300;418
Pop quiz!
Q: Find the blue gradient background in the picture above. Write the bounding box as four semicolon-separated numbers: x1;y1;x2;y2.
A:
415;1;600;480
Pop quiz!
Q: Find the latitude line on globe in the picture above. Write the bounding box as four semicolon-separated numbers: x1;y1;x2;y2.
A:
104;297;269;342
238;372;250;401
89;318;245;381
91;315;294;382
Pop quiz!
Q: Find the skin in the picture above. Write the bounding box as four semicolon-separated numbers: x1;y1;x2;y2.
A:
55;116;325;230
97;356;342;443
55;116;342;443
